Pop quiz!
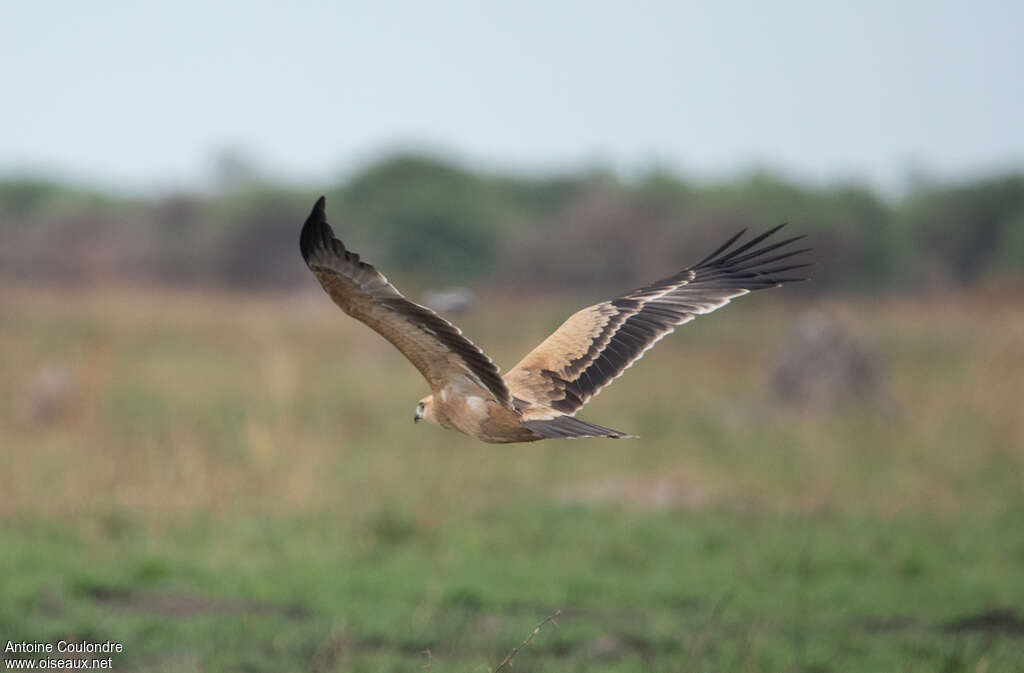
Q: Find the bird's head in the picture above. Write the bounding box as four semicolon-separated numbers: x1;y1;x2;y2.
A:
413;395;437;426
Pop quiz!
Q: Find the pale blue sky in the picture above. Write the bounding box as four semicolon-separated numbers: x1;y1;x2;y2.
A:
2;1;1021;192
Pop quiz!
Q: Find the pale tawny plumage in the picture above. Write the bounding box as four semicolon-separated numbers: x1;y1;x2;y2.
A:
300;197;810;443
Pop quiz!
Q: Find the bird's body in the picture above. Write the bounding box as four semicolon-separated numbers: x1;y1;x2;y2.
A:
424;391;538;444
300;197;809;443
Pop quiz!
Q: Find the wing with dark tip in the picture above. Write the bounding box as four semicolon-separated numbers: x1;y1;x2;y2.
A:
300;197;511;406
504;224;810;414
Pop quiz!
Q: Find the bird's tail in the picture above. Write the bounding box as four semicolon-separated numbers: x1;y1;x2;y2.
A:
523;416;635;440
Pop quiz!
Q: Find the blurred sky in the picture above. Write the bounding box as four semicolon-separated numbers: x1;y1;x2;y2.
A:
2;1;1021;193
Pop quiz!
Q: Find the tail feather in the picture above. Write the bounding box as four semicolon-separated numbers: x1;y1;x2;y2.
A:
523;416;635;440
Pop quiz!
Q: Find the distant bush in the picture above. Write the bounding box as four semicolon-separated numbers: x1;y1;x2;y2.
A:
212;188;311;288
903;175;1024;283
340;155;502;283
1;154;1022;293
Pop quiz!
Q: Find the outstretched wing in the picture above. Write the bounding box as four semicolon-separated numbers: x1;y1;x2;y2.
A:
300;197;511;406
504;224;810;414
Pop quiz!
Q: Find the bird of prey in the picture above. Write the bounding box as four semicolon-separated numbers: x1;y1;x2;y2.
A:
300;197;809;443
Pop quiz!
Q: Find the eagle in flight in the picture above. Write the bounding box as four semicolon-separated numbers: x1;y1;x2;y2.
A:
300;197;809;443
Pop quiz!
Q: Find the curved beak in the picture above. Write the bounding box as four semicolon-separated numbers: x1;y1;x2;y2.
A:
413;409;422;423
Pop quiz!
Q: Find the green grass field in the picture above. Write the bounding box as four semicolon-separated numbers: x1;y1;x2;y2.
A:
1;287;1022;672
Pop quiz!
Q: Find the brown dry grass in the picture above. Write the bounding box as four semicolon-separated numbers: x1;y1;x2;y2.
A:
1;285;1021;522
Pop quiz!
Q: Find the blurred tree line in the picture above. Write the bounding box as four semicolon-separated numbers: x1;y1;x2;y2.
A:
2;153;1023;295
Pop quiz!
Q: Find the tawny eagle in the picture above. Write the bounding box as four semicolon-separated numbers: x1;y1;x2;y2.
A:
300;197;809;443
